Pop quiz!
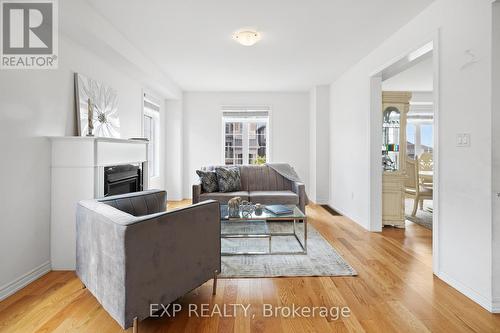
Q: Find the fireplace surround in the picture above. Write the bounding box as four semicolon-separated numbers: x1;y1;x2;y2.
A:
49;137;149;269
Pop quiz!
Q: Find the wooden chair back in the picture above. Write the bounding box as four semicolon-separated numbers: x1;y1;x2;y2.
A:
405;157;419;191
419;152;433;171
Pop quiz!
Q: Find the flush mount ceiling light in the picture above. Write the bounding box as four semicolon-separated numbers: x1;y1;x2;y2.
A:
232;29;261;46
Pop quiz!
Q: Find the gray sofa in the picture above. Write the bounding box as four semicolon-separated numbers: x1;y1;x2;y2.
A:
192;165;306;213
76;190;220;330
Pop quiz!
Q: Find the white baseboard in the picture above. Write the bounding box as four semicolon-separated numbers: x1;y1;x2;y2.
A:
326;203;345;215
492;297;500;313
314;197;329;205
436;270;494;312
0;261;51;301
326;203;371;230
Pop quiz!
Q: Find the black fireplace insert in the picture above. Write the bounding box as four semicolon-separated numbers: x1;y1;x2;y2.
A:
104;164;143;197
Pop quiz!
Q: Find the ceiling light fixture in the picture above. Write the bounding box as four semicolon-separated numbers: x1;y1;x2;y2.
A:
232;29;261;46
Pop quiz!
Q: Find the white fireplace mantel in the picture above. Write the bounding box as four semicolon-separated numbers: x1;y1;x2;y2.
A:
49;136;149;269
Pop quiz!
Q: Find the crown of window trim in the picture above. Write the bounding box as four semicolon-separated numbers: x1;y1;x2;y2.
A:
222;111;269;118
221;105;270;111
143;92;161;108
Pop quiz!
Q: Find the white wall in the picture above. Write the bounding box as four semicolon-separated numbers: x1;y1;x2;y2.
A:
330;0;494;310
492;0;500;311
165;98;184;200
183;92;309;198
60;0;181;100
382;56;434;91
309;90;317;203
0;35;168;298
309;86;330;204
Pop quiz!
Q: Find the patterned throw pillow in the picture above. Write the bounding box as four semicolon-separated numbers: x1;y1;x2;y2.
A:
196;170;219;193
215;167;241;192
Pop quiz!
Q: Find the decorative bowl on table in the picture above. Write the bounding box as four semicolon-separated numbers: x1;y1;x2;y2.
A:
240;201;255;218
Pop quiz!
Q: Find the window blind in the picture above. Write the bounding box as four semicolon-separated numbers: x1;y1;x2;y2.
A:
221;105;270;119
222;111;269;118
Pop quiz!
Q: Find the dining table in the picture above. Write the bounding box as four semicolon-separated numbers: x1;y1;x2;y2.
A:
419;170;433;184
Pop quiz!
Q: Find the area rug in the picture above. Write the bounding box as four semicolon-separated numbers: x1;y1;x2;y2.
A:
220;221;356;278
405;199;433;229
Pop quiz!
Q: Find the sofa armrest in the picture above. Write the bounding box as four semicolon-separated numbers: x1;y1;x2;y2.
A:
292;181;307;213
192;181;202;204
76;200;131;327
123;200;221;328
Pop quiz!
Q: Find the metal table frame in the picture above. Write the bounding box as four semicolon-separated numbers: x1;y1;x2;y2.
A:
220;207;307;255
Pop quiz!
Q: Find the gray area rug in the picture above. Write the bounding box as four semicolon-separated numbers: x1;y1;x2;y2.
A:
220;221;357;278
405;199;433;229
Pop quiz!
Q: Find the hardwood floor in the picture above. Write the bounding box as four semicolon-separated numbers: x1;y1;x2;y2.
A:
1;202;499;332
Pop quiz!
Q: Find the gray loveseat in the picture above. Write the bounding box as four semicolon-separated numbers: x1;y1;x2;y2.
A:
76;190;220;330
192;165;306;213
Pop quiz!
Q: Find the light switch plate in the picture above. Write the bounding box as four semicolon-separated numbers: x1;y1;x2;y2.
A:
456;133;471;147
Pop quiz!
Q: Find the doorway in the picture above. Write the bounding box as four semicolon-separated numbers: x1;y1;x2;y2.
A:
382;56;434;230
370;38;439;272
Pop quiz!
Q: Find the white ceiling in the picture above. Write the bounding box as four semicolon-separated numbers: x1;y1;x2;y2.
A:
382;56;434;91
86;0;435;91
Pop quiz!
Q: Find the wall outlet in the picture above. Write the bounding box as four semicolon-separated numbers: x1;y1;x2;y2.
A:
456;133;471;147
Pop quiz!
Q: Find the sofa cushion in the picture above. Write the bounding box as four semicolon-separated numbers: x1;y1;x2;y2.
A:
249;191;299;205
199;191;249;204
215;167;241;192
196;170;219;193
240;165;293;191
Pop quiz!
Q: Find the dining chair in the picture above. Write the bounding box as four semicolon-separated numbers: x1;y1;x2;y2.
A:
418;152;433;209
418;152;433;183
419;152;433;169
405;157;433;216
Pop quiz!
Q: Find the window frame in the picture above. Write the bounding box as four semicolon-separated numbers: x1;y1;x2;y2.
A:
142;94;161;179
221;107;271;166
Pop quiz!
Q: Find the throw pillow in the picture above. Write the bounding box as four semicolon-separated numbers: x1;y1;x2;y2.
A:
196;170;219;193
215;167;241;192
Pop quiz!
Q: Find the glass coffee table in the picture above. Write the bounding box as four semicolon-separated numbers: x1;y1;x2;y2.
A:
220;204;307;255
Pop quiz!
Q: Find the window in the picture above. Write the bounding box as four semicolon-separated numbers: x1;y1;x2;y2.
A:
406;119;433;158
143;95;160;178
222;108;269;165
420;124;433;152
406;124;416;158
